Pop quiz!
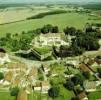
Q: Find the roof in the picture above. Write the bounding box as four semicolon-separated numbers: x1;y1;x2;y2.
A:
4;71;13;82
0;52;6;58
79;64;91;72
87;59;95;66
17;89;27;100
84;81;96;90
41;81;50;87
42;63;50;69
6;62;27;69
13;75;21;86
95;60;101;64
28;67;38;77
34;81;50;87
78;92;87;100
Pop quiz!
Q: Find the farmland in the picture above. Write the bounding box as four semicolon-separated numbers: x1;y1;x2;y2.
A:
0;5;101;37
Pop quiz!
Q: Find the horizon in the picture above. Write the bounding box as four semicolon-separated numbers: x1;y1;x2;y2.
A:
0;0;101;4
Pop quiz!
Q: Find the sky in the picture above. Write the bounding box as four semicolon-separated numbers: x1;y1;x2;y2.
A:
0;0;101;3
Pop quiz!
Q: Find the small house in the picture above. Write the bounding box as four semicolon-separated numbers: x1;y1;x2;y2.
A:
78;92;88;100
84;81;96;92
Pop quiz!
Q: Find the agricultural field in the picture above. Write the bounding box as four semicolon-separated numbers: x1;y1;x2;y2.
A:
0;5;101;37
0;6;51;24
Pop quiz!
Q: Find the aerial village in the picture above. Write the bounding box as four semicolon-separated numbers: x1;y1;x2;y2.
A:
0;23;101;100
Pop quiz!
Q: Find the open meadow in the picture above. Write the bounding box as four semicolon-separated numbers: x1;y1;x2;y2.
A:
0;10;101;37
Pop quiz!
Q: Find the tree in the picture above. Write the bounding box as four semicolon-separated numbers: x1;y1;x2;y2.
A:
76;29;84;36
51;26;59;33
35;28;41;34
71;44;84;56
72;34;100;51
64;80;74;90
82;71;90;79
41;26;49;34
71;74;83;86
48;87;59;99
71;76;81;86
71;96;79;100
64;27;76;36
6;33;11;39
10;87;19;99
46;24;53;32
0;72;4;80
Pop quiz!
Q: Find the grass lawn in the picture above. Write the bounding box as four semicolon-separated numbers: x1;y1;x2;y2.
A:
28;86;74;100
28;91;48;100
50;62;66;74
0;12;100;37
0;91;16;100
55;85;75;100
34;47;51;55
88;91;101;100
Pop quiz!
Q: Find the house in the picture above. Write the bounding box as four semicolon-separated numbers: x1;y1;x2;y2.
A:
41;64;50;75
87;59;99;72
41;81;50;93
87;59;99;67
64;74;74;78
91;23;101;31
5;62;27;73
4;71;14;83
84;81;96;92
32;33;70;47
17;89;27;100
3;71;14;86
78;92;88;100
96;81;101;86
33;82;41;91
33;81;50;93
66;60;79;68
95;57;101;65
28;67;38;84
79;64;91;72
12;75;21;86
0;52;11;65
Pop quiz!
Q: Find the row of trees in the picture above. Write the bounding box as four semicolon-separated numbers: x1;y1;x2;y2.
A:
27;10;67;19
64;27;84;36
41;24;59;34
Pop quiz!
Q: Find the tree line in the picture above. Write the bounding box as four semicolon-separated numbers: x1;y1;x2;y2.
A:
27;10;67;19
53;25;101;57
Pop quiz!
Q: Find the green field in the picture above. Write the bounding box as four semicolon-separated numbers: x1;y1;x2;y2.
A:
88;91;101;100
34;47;51;55
0;12;100;37
0;92;16;100
55;86;75;100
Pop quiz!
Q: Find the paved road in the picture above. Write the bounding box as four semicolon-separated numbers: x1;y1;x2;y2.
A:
9;54;59;68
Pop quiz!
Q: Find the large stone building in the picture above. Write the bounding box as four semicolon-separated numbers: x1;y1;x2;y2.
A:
32;33;71;47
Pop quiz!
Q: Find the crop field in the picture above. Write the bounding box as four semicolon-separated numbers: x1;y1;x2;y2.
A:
0;6;101;37
0;7;51;24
